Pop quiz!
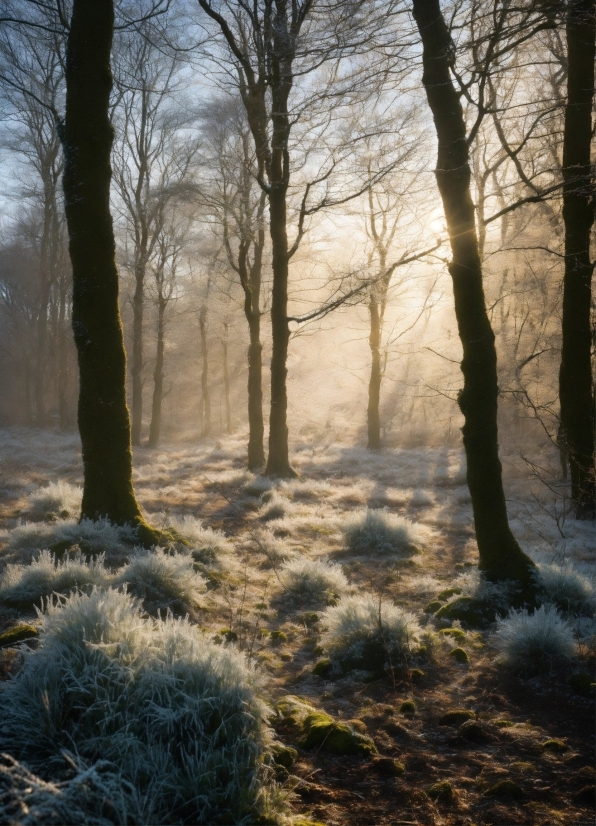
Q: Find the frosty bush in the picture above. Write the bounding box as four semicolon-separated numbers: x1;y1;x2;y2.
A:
25;481;82;520
0;550;111;608
1;518;138;562
115;549;207;615
168;515;234;568
343;509;424;557
280;557;348;602
494;604;576;673
0;589;275;824
321;595;422;672
537;563;595;617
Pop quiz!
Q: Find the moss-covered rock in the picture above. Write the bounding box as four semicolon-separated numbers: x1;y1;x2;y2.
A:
435;595;497;628
438;627;466;641
301;712;377;756
270;743;298;768
439;708;475;726
270;630;287;644
218;627;238;643
410;668;425;682
427;780;453;801
372;757;405;777
313;658;333;678
568;672;596;695
382;719;410;738
458;720;488;741
275;695;317;729
0;624;39;648
449;647;469;663
541;738;567;753
399;700;416;715
493;719;513;728
424;600;443;614
436;587;463;601
484;779;523;799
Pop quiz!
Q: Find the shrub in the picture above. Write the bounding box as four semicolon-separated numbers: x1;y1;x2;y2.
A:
0;550;111;608
494;603;576;673
343;509;425;557
0;589;275;825
25;481;82;520
538;564;595;617
168;516;234;568
320;595;421;672
115;549;207;615
1;518;138;562
280;557;348;602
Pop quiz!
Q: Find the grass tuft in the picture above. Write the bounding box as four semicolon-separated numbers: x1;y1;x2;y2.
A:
115;548;207;614
494;603;576;673
24;481;82;521
343;509;425;557
280;557;348;602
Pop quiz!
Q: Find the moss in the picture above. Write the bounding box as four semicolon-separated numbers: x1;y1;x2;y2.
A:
0;624;39;648
255;602;268;610
427;780;453;801
301;712;377;756
410;668;425;682
382;719;409;738
436;587;463;601
280;653;292;662
438;627;466;641
219;628;238;643
568;672;596;695
270;743;297;768
449;647;469;663
435;595;497;628
439;708;475;726
270;630;287;644
484;779;523;799
293;820;327;826
399;700;416;715
312;645;325;657
372;757;405;776
494;719;513;727
346;719;367;734
541;739;567;753
458;720;487;741
313;658;333;678
424;600;443;614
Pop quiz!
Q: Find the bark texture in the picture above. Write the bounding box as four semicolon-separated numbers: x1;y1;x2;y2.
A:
412;0;536;595
60;0;147;531
559;0;596;519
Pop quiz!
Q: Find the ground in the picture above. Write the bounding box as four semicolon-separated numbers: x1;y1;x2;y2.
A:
0;427;594;826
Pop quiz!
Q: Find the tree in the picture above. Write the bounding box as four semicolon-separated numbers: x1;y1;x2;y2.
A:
411;0;537;598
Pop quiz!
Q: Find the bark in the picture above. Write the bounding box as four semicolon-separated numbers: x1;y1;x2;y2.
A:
412;0;537;596
131;263;145;446
367;294;382;449
148;297;165;448
559;0;596;519
222;322;232;435
199;304;211;437
59;0;149;533
57;268;71;430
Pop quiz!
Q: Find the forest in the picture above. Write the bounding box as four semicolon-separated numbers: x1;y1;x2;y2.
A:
0;0;594;824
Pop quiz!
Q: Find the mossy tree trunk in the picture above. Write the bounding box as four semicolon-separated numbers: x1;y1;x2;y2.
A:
412;0;537;597
60;0;150;534
559;0;596;519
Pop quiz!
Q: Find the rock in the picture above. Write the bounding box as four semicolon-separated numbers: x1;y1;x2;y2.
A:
435;596;497;628
313;658;333;678
0;624;38;648
427;780;453;801
301;712;377;756
449;647;469;664
371;757;405;777
270;743;298;768
424;600;443;614
438;628;466;641
540;738;567;753
484;779;523;799
568;672;596;695
399;700;416;715
439;708;475;726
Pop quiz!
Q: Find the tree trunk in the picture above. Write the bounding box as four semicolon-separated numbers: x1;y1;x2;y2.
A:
559;0;596;519
148;298;165;448
199;304;211;437
367;294;382;449
34;193;53;426
412;0;537;596
222;322;232;435
60;0;149;533
57;269;71;430
131;264;145;446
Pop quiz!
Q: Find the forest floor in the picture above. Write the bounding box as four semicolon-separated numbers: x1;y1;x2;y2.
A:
0;427;594;826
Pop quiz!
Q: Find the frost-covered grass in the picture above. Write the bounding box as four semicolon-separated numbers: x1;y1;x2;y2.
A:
343;509;426;557
167;515;235;568
259;494;293;522
537;563;595;617
0;550;111;608
24;481;82;520
279;479;334;502
116;549;207;615
321;595;422;671
243;476;275;498
494;604;577;673
280;557;348;602
0;517;138;561
0;589;276;825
